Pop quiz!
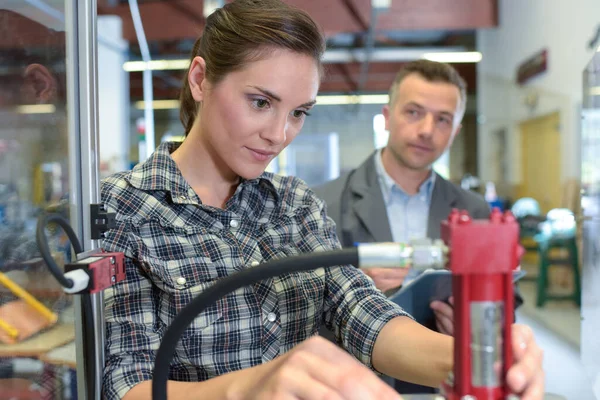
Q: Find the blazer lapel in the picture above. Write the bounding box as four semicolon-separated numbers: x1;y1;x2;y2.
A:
427;173;458;239
349;153;394;242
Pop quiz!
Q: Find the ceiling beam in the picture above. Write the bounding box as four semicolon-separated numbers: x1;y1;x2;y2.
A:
339;0;369;32
163;0;205;26
98;0;205;43
99;0;497;44
376;0;498;31
334;63;359;92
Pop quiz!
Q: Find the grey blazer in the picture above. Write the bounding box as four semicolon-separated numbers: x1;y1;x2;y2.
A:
314;151;491;247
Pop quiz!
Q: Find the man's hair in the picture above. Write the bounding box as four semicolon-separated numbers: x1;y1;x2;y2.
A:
388;59;467;121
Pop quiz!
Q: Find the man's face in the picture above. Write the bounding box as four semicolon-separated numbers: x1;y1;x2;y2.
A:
383;73;462;171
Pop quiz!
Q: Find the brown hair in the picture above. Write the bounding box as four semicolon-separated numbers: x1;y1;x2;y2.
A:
179;0;326;135
388;59;467;120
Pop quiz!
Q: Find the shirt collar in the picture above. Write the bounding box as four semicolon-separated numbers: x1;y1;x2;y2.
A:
126;141;279;204
374;148;436;204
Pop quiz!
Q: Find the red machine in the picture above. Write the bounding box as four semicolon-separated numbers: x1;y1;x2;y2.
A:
440;208;523;400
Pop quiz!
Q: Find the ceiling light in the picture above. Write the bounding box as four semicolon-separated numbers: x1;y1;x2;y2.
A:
124;59;190;72
204;0;224;18
134;100;180;109
316;94;389;105
124;48;479;72
421;51;483;63
16;104;56;114
372;0;391;10
135;94;389;110
589;86;600;96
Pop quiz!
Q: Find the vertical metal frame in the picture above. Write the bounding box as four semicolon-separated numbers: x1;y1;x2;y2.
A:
65;0;103;398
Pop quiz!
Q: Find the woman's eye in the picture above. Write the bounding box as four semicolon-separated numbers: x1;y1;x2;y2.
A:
292;110;308;118
253;98;269;109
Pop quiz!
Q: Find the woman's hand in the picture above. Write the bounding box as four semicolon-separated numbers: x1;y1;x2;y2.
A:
235;336;403;400
507;324;545;400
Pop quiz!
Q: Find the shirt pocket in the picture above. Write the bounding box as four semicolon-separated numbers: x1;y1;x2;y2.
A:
280;267;326;336
144;255;223;332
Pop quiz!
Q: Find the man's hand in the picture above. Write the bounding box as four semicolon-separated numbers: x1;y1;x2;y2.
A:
361;267;410;292
430;296;454;335
507;324;545;399
237;336;403;400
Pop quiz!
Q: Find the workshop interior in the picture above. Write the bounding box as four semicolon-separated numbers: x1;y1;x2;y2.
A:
0;0;600;399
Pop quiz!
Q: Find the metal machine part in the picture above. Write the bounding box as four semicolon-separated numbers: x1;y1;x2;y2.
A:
440;208;520;400
357;239;448;271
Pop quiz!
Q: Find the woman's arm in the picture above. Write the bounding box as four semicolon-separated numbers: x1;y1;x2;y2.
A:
372;316;453;387
123;337;402;400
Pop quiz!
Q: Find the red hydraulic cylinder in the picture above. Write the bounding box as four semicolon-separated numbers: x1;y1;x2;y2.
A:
440;208;522;400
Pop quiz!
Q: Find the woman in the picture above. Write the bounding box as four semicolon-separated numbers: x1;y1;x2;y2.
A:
101;1;544;399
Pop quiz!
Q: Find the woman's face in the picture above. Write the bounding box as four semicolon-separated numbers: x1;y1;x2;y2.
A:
192;49;320;180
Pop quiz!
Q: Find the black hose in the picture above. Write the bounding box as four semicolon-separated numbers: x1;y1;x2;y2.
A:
35;212;95;400
152;248;359;400
35;213;83;288
81;292;97;400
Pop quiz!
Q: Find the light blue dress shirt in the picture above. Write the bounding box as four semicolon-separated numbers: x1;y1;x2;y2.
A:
374;148;436;243
374;149;436;283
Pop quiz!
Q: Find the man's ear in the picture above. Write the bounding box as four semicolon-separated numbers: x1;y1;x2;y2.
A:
448;123;462;147
382;104;390;131
23;63;57;103
188;56;208;102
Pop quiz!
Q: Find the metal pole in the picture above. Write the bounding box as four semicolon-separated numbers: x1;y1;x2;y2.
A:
65;0;103;398
65;1;87;399
78;0;104;398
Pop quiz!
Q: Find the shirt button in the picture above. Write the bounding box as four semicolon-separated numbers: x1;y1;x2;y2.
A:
230;219;239;228
267;312;277;322
251;260;260;267
176;277;186;286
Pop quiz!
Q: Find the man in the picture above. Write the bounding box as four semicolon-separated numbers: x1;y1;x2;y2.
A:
314;59;522;393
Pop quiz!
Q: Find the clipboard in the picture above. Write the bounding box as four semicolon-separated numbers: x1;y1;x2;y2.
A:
388;269;526;325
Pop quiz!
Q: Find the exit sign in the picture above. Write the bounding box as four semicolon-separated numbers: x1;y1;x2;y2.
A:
516;49;548;85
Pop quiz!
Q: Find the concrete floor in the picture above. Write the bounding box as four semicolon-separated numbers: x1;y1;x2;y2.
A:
516;265;596;400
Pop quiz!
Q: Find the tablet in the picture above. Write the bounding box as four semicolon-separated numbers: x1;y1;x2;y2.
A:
388;269;526;326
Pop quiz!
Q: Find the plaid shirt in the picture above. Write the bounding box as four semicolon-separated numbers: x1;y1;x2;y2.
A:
100;142;409;399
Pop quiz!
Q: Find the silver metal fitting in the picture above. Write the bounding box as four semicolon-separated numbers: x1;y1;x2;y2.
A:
410;238;448;270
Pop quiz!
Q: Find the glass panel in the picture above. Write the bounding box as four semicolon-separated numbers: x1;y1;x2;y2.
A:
0;2;77;399
581;51;600;399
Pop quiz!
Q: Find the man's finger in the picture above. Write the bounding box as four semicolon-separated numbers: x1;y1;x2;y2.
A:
430;301;453;318
434;311;453;335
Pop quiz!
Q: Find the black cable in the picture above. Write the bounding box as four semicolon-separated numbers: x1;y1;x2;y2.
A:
81;293;97;400
152;248;359;400
35;213;83;288
35;212;95;400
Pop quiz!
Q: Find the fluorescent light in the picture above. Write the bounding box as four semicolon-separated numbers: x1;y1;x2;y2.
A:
124;47;478;71
134;100;180;109
16;104;56;114
316;94;389;105
422;51;483;63
135;94;389;110
204;0;224;17
589;86;600;96
124;59;190;72
372;0;391;10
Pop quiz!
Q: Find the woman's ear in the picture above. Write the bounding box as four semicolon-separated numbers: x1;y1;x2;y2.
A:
188;56;208;102
23;63;57;103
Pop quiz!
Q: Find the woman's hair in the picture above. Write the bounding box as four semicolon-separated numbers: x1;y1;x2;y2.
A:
179;0;326;135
